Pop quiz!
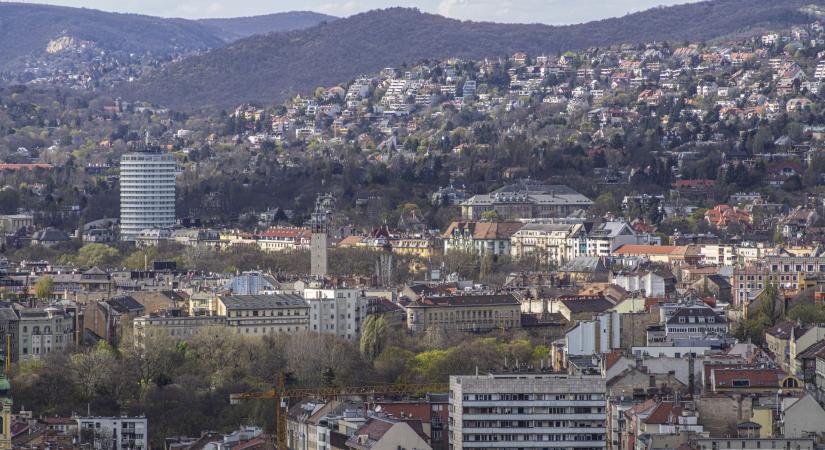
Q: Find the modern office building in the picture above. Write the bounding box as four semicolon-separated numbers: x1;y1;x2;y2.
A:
449;373;607;450
119;152;176;241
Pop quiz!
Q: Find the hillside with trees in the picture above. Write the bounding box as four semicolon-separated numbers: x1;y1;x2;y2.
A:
0;3;228;71
198;11;337;41
122;0;822;109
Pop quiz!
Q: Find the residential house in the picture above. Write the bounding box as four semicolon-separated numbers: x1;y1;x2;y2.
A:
510;223;587;266
442;221;523;256
86;295;144;346
587;221;640;257
345;417;431;450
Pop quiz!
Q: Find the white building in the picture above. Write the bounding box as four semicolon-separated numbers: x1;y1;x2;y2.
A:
587;221;638;257
303;288;369;340
119;153;176;241
565;312;621;356
76;416;148;450
612;271;666;297
510;223;587;266
698;244;738;266
449;373;607;450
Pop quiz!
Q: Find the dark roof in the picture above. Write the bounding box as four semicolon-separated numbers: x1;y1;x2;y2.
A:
32;228;70;242
560;296;614;314
766;320;805;340
707;274;731;289
796;339;825;360
665;304;727;325
221;293;307;310
410;294;519;308
0;307;18;322
106;295;144;313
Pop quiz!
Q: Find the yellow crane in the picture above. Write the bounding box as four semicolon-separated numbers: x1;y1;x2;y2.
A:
230;373;448;450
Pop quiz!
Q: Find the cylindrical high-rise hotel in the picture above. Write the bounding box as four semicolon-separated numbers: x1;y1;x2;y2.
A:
119;152;176;241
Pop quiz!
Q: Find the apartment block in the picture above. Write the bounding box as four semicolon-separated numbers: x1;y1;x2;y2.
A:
449;374;607;450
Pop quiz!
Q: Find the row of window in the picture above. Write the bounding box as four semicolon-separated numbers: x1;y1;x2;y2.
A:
464;407;604;415
464;394;603;401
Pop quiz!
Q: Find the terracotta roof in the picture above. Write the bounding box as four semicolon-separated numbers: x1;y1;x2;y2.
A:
643;402;684;425
615;244;687;256
0;163;53;170
711;367;789;389
346;418;394;449
338;236;364;247
443;221;523;240
258;228;309;239
604;351;624;371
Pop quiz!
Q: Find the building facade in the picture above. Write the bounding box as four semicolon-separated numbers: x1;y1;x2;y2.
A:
406;294;521;333
510;223;587;266
449;373;607;450
119;152;176;241
303;288;369;340
76;416;148;450
217;294;309;335
17;306;75;362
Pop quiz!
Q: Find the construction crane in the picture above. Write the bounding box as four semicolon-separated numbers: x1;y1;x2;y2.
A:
230;373;448;450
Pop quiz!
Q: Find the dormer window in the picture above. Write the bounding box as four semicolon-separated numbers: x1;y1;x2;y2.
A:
708;317;715;323
679;317;686;323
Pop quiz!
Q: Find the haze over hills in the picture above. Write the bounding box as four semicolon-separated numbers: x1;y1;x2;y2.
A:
198;11;337;41
0;3;334;72
122;0;823;110
0;2;223;70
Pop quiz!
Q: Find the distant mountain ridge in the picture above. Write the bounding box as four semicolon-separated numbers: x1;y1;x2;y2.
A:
0;3;223;70
198;11;337;41
122;0;825;110
0;3;333;71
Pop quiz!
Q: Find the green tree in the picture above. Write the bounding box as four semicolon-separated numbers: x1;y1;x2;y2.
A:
359;315;389;360
75;243;119;268
479;210;500;222
34;276;54;299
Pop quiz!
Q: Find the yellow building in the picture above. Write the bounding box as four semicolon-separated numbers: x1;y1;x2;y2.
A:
0;369;11;450
751;407;774;438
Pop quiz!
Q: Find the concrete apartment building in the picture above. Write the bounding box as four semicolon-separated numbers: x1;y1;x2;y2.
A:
76;416;148;450
303;288;369;340
119;152;176;241
449;373;606;450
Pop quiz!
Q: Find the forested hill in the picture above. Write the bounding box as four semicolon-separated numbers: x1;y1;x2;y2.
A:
198;11;337;41
122;0;823;110
0;3;224;70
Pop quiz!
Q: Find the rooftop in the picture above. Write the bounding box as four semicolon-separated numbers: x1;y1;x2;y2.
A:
220;294;308;310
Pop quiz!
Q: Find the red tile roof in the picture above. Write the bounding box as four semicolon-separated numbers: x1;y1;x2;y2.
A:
711;367;788;390
643;402;684;425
